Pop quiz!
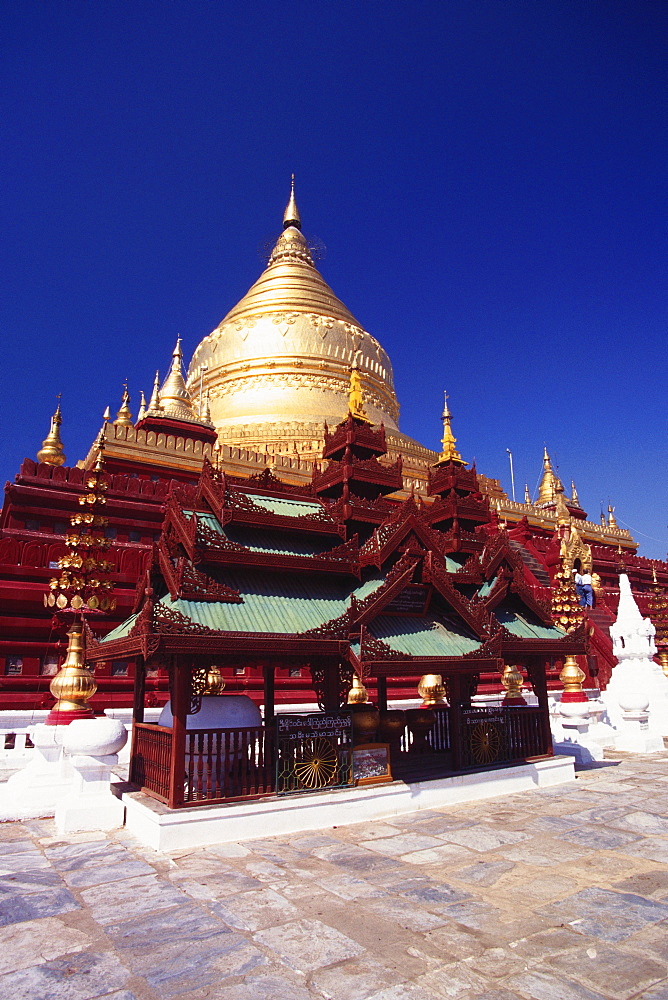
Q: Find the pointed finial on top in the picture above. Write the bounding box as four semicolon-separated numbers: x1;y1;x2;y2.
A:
570;479;579;505
37;399;67;466
652;565;658;585
202;389;212;423
147;370;162;413
103;405;111;422
114;384;133;426
137;391;147;423
283;174;301;231
537;445;558;505
436;390;464;465
524;483;532;504
608;502;618;528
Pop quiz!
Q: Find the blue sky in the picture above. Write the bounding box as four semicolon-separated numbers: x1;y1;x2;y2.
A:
1;1;666;556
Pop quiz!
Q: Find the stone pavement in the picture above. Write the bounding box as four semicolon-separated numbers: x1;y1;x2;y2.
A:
3;752;668;1000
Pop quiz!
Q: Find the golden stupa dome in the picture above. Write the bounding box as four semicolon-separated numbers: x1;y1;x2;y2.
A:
187;181;400;442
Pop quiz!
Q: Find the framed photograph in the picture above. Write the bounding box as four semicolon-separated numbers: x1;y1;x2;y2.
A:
352;743;392;786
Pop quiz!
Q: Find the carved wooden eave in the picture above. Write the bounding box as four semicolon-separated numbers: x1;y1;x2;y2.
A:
300;607;354;639
162;499;198;562
350;552;420;626
312;454;403;499
157;540;243;604
321;414;388;461
360;510;449;570
427;493;490;528
427;462;480;498
422;552;494;640
193;520;361;578
360;625;409;662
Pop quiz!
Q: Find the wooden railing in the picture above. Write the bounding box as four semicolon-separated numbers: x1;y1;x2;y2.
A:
456;706;549;769
184;726;275;804
131;723;173;802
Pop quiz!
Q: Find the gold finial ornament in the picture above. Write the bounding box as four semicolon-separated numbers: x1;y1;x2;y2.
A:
524;483;532;505
47;618;97;723
571;480;579;505
203;666;225;696
137;391;147;422
37;401;67;466
417;674;447;706
347;673;370;704
537;447;559;505
559;655;586;696
283;174;301;230
147;370;163;414
607;503;618;528
436;391;465;465
202;389;212;423
102;405;111;422
501;664;526;703
114;385;133;426
348;357;372;423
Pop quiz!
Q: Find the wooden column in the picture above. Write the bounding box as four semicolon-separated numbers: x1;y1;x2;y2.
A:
263;665;275;724
376;675;388;712
449;674;463;771
528;657;552;756
132;657;146;725
168;659;189;809
322;658;341;712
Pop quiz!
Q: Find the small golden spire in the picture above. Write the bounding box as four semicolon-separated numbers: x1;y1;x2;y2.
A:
554;480;571;525
524;483;532;504
114;385;133;426
348;356;372;423
37;400;67;466
600;509;606;526
283;174;301;230
147;370;162;413
652;565;658;585
537;446;559;505
137;391;147;422
202;389;212;423
159;339;197;421
437;391;464;465
570;480;579;505
608;503;618;528
102;405;111;422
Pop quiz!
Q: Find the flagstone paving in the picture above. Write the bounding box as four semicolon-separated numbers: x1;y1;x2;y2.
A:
1;750;668;999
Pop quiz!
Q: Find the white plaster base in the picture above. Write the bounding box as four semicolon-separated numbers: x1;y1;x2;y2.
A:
614;714;664;754
122;755;575;852
0;724;72;821
55;793;125;833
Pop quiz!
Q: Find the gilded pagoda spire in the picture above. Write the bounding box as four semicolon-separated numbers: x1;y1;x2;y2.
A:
436;392;464;465
283;174;301;230
137;391;147;423
114;385;133;426
159;338;197;421
570;480;579;505
608;503;618;528
524;483;532;504
37;400;66;466
147;370;163;414
537;446;558;505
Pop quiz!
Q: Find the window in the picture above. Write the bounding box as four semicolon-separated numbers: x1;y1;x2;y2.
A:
288;668;301;678
233;667;246;676
105;527;117;540
129;530;142;543
41;654;59;677
5;657;23;676
111;660;129;677
25;519;40;532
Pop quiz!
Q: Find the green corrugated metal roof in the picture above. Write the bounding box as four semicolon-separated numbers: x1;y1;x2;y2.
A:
369;615;480;657
196;511;223;534
156;570;385;635
445;555;462;572
477;575;498;598
101;613;139;642
494;604;565;639
224;524;331;557
246;493;327;518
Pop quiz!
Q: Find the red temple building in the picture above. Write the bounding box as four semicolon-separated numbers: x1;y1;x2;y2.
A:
1;184;667;718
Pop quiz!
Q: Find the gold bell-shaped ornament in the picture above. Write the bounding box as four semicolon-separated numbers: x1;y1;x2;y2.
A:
203;666;226;696
347;673;369;705
417;674;447;706
501;664;526;705
559;655;588;704
46;619;97;725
